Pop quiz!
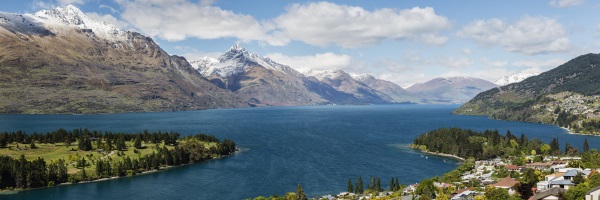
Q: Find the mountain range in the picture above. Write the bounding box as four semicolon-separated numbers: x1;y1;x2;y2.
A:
1;5;498;113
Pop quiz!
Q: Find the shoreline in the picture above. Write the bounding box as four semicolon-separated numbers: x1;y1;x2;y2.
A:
0;148;245;195
411;147;466;162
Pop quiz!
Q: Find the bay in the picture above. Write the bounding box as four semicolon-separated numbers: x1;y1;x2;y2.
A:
0;104;596;199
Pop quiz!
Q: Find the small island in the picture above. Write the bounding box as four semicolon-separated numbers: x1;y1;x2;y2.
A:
0;128;236;192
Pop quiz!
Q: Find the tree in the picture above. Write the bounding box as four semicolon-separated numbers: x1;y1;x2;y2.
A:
348;178;353;193
515;182;533;199
134;135;142;149
296;184;307;200
436;193;450;200
540;144;551;155
30;140;37;149
565;183;589;200
416;179;436;199
584;138;590;153
572;172;585;185
588;172;600;188
484;186;509;200
356;176;364;194
116;137;126;151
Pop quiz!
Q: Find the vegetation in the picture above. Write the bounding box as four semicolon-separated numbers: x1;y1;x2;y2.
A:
412;128;550;160
0;128;236;191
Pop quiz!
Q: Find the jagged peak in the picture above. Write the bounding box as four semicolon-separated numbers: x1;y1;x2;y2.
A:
33;5;127;42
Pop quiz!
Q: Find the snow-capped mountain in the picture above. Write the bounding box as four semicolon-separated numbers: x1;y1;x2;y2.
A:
191;44;301;78
33;5;128;41
494;73;537;86
0;5;242;113
305;69;347;81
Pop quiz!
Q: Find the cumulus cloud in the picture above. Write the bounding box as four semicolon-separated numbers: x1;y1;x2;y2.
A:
113;1;451;48
274;2;451;48
458;16;571;55
85;12;131;30
437;57;473;69
549;0;585;7
479;58;508;68
512;58;565;74
58;0;87;6
265;52;354;73
115;0;285;45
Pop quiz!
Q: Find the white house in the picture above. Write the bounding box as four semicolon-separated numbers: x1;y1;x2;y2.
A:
586;186;600;200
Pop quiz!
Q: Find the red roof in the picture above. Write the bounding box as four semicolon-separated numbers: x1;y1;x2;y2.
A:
492;177;519;188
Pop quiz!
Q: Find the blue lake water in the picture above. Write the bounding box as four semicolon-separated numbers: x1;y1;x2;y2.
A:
0;104;598;199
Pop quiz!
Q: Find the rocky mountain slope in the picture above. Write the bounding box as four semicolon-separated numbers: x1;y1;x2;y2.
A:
406;77;497;104
455;53;600;135
352;74;418;103
0;6;242;113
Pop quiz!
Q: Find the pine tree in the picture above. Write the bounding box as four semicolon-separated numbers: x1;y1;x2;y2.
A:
30;140;36;149
134;135;142;149
296;184;307;200
116;137;126;151
376;177;381;192
389;177;395;191
348;178;354;193
357;176;364;194
584;138;590;153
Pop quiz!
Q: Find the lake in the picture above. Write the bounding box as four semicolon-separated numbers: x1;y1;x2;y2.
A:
0;104;597;199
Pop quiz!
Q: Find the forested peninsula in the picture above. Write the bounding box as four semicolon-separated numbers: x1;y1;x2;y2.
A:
0;129;236;191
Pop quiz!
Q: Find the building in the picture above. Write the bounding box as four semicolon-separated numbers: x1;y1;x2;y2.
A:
586;186;600;200
492;177;520;195
529;187;566;200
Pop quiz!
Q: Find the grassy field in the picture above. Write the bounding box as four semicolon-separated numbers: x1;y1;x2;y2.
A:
0;140;216;176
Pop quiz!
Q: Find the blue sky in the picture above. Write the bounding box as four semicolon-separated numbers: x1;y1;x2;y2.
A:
4;0;600;87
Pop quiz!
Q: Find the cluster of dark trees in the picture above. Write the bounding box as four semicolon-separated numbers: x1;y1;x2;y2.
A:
0;129;236;190
347;176;402;194
412;128;585;160
0;128;182;149
0;156;68;190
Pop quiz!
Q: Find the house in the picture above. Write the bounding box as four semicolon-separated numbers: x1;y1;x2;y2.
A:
563;169;591;180
586;185;600;200
492;177;520;195
505;165;523;172
403;183;418;195
549;180;574;190
529;187;566;200
526;162;553;170
451;190;479;200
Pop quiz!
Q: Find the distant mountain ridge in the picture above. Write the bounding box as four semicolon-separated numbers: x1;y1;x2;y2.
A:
0;5;505;113
455;53;600;135
406;77;497;104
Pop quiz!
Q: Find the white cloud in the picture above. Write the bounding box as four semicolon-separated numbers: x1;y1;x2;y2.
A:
549;0;585;7
458;16;571;55
58;0;87;6
99;5;118;13
512;58;565;74
274;2;451;48
479;58;508;68
438;57;473;69
115;0;285;45
85;12;131;30
265;52;354;72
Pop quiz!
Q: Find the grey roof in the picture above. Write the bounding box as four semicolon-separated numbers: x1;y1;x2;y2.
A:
587;185;600;195
563;169;580;177
530;187;566;200
550;180;574;185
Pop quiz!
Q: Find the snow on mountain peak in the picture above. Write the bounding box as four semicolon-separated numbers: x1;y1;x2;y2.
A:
305;69;347;80
33;5;127;41
494;72;537;86
351;73;374;82
193;45;302;77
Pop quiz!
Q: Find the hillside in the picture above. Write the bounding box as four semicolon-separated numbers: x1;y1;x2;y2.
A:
407;77;497;104
455;53;600;134
0;6;242;113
